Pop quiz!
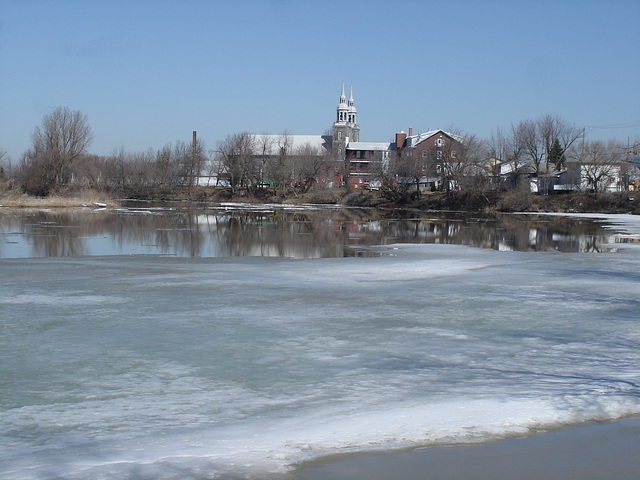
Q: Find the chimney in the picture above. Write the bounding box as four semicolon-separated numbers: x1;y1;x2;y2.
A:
409;127;413;137
395;131;407;149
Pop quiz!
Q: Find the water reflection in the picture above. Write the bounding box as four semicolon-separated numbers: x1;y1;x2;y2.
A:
0;204;629;259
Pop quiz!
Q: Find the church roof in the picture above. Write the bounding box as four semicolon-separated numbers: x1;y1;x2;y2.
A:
347;141;394;151
252;134;329;155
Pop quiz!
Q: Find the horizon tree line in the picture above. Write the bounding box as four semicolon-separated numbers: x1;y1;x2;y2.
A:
1;107;638;198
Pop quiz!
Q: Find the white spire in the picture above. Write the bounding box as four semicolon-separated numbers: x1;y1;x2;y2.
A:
347;84;356;124
348;85;354;106
337;81;348;123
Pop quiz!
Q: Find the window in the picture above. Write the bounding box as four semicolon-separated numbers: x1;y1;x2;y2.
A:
338;148;342;158
451;151;457;158
338;131;342;140
436;138;444;147
422;150;428;158
437;151;443;160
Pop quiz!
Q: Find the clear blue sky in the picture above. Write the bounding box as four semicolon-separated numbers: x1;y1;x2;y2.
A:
1;0;639;161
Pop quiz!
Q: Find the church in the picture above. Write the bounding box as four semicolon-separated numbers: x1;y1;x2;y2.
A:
240;82;365;188
201;83;466;190
329;83;466;190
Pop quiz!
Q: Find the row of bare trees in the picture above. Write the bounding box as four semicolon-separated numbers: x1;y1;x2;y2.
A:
486;114;583;176
82;140;206;196
486;115;638;192
4;107;206;196
212;132;330;196
1;107;637;198
371;116;637;201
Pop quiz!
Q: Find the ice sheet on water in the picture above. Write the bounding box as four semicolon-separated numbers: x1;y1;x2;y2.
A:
1;243;640;479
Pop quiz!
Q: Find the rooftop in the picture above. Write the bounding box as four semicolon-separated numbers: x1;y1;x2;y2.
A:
346;141;394;151
407;130;465;147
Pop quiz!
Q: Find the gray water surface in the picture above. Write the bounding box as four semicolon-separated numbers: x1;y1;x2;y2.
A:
0;203;632;258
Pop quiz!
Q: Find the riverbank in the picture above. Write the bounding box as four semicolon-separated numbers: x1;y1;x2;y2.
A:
294;416;640;480
0;190;119;209
1;186;638;215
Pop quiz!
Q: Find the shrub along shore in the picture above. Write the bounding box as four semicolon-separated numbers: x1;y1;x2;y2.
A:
0;185;639;215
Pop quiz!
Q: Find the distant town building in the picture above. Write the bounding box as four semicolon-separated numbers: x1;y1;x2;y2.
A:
203;83;467;190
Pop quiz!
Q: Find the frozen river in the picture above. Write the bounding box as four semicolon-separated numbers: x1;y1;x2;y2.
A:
1;205;640;479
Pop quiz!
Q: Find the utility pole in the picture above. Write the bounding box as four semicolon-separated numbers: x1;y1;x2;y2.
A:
192;131;197;190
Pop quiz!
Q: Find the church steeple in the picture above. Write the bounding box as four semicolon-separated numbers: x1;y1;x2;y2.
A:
348;85;356;124
332;82;360;167
337;81;348;123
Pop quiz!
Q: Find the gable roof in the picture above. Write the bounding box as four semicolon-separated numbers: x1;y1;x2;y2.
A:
407;129;465;148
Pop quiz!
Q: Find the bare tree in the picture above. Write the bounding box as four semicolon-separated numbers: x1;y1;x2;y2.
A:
23;107;94;193
512;115;581;176
372;149;415;203
437;131;484;193
171;138;207;189
292;142;327;192
215;132;255;194
447;134;489;192
518;119;545;175
0;148;8;182
265;131;292;197
538;114;581;172
177;135;207;189
153;144;179;188
255;134;274;189
573;140;624;193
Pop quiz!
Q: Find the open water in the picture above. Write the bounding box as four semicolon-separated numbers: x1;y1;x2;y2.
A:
1;205;640;479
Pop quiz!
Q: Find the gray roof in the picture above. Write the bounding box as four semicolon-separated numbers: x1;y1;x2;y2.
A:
346;141;393;151
250;134;329;155
407;130;465;147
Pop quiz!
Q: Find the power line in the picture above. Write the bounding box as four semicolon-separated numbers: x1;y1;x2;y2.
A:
588;120;640;129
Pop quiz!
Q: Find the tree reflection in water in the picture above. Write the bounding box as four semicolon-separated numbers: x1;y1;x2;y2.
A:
0;205;624;259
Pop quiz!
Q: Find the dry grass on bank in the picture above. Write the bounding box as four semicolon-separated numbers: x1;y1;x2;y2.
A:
0;189;119;210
